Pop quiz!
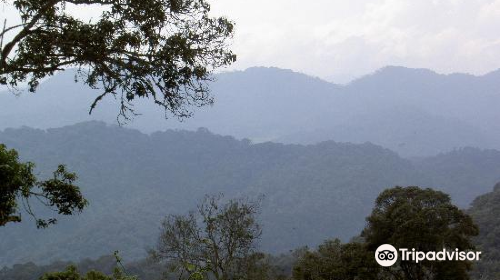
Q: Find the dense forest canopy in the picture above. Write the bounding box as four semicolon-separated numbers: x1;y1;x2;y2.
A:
1;122;499;267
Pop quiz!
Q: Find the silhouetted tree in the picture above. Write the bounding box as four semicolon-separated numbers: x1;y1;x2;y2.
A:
0;0;235;231
0;0;235;120
0;143;87;228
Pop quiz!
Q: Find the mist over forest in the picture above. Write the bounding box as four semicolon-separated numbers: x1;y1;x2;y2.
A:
4;0;500;279
2;66;500;157
2;65;500;280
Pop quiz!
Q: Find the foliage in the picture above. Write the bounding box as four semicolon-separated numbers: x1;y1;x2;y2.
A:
151;194;263;280
234;252;289;280
362;186;479;280
39;265;137;280
0;0;235;121
0;143;87;228
0;255;168;280
2;184;497;280
292;239;379;280
0;252;296;280
468;182;500;280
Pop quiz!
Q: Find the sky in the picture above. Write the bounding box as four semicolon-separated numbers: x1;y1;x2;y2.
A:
210;0;500;83
2;0;500;83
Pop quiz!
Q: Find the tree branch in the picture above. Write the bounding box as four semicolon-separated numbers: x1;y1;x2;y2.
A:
1;0;60;67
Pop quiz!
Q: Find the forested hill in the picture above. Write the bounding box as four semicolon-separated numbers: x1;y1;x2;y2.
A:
2;66;500;157
1;122;500;266
468;183;500;278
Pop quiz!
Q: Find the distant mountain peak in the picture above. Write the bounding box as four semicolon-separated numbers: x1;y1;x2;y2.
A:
378;65;438;75
217;66;340;88
351;66;440;84
494;182;500;192
352;65;500;85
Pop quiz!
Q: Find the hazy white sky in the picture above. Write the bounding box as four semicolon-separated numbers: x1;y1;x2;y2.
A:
3;0;500;83
211;0;500;83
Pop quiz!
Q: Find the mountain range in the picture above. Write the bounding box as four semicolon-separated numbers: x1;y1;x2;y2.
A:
1;66;500;157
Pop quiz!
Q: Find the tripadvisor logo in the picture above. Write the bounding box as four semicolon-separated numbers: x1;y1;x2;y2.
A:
375;244;482;267
375;244;398;267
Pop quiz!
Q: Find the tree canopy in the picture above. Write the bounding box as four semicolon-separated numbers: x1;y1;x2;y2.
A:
40;265;136;280
291;186;481;280
362;186;479;280
0;0;235;232
151;194;263;280
468;182;500;280
0;0;236;121
0;143;87;228
292;239;378;280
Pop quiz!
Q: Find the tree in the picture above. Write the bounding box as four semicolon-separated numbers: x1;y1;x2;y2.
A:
40;265;137;280
0;143;87;228
151;194;263;280
235;252;285;280
468;182;500;280
361;186;479;280
0;0;236;121
0;0;234;229
292;239;379;280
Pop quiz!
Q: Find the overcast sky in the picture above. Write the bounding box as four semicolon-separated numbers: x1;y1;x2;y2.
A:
210;0;500;83
3;0;500;83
